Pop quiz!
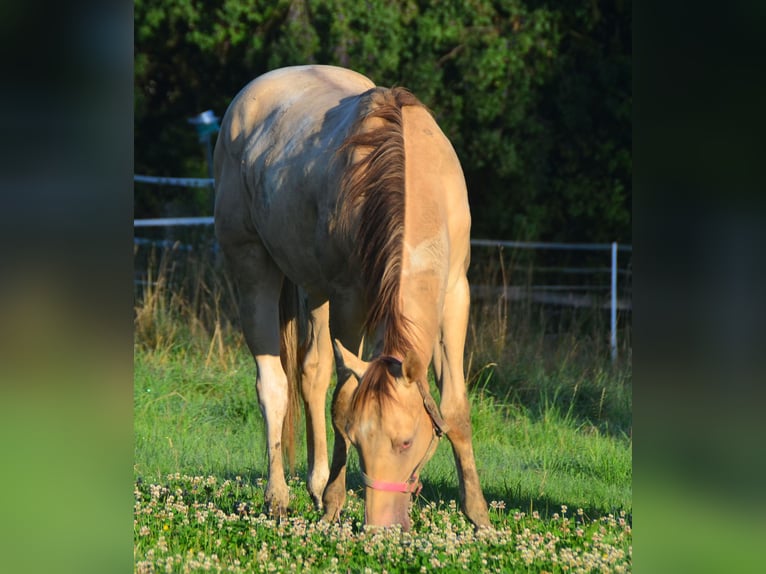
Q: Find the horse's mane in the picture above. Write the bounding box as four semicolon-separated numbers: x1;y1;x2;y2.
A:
338;87;425;359
349;358;398;415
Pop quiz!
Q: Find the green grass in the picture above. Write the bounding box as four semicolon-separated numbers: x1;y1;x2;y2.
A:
134;246;631;572
134;347;631;573
134;473;630;573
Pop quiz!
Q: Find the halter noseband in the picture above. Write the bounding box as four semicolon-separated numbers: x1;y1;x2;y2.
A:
361;428;441;495
360;355;447;495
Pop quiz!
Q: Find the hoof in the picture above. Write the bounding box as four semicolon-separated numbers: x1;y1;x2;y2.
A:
463;500;491;530
321;480;347;522
307;471;329;511
474;520;494;532
306;482;325;511
264;485;290;517
266;500;289;517
320;506;342;523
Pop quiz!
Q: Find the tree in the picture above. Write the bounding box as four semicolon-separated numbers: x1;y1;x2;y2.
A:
134;0;631;243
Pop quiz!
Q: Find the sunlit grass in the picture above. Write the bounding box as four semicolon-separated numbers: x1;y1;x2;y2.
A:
134;245;631;572
134;346;631;572
134;473;631;573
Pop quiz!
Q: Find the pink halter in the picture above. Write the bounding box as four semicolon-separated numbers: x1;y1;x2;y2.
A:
360;430;439;495
361;473;423;495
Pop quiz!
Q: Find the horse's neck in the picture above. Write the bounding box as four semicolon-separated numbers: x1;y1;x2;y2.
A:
396;105;468;366
398;203;448;357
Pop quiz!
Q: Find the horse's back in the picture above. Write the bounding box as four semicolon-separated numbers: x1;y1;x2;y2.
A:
214;66;375;287
219;66;375;159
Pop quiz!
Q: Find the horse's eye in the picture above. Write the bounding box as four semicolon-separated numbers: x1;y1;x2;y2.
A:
400;439;412;451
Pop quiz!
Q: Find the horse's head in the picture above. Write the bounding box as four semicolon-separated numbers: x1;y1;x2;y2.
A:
333;340;448;531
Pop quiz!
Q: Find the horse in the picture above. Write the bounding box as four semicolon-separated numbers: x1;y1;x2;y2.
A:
214;65;490;530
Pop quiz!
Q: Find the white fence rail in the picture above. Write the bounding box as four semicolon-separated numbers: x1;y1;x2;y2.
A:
134;174;214;187
134;175;631;360
468;238;631;362
134;216;214;227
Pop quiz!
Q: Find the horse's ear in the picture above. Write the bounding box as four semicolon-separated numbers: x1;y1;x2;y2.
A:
333;339;369;381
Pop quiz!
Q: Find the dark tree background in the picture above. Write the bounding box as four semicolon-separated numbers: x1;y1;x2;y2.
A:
135;0;631;243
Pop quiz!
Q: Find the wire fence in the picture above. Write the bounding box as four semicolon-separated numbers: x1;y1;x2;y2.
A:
134;175;631;360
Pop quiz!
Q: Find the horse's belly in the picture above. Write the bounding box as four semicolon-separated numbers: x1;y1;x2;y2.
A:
244;180;355;299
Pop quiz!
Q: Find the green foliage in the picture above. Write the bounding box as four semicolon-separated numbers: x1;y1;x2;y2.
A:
134;0;631;240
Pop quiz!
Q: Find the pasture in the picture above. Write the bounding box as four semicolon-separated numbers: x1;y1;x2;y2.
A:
134;246;632;572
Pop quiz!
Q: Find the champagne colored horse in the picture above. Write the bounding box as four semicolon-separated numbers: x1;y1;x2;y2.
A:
214;65;490;530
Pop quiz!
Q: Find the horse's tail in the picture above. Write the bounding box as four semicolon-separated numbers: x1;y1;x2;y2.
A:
279;277;303;474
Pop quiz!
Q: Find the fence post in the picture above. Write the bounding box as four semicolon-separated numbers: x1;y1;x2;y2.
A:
610;242;618;362
187;110;220;211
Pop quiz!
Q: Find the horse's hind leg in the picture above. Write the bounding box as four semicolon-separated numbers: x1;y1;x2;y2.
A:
433;275;491;528
222;240;291;516
301;298;333;509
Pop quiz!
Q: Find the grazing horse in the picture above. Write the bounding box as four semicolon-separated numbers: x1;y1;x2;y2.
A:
214;65;490;530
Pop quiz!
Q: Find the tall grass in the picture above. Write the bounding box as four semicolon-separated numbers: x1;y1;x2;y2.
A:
465;245;632;437
134;343;630;515
134;243;243;367
134;241;631;435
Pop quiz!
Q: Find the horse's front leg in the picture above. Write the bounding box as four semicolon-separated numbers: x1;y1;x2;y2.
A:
322;299;364;522
301;299;333;510
323;364;364;521
434;275;491;529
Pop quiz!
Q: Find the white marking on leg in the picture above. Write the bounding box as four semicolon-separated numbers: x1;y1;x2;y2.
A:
256;354;289;476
